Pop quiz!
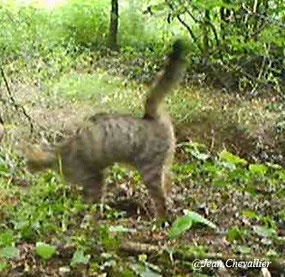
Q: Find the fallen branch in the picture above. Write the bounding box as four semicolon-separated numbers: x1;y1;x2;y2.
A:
119;241;285;273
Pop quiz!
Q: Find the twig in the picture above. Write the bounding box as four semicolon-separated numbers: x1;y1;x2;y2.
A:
0;121;4;143
176;15;200;49
250;45;268;94
242;4;285;29
183;7;223;61
0;113;4;125
0;66;34;135
165;0;202;52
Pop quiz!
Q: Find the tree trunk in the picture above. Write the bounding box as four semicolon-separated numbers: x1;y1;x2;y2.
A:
202;9;210;65
109;0;119;50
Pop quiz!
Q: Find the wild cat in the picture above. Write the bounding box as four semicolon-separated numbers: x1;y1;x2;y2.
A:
23;40;186;218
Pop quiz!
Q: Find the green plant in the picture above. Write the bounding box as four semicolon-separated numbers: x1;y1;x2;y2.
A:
169;211;217;239
52;0;109;48
36;242;57;260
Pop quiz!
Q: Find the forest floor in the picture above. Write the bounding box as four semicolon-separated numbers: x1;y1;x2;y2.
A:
0;57;284;276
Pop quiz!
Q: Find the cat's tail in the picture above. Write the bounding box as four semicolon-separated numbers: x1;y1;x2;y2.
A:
144;39;186;120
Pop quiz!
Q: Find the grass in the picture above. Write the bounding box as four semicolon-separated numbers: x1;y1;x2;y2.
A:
51;70;143;114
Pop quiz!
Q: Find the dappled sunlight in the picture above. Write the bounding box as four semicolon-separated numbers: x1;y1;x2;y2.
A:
6;0;67;8
40;0;66;9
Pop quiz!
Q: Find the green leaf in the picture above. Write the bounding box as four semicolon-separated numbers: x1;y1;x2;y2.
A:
266;163;281;169
227;227;244;242
108;225;136;233
71;250;90;267
192;0;235;10
266;249;279;257
150;3;167;13
185;211;217;229
168;215;193;239
241;210;257;219
130;263;162;277
259;216;276;229
169;211;217;239
249;164;268;175
253;226;276;238
0;231;14;247
0;246;19;259
235;245;251;254
277;170;285;182
191;151;210;161
243;185;258;196
279;210;285;222
141;266;162;277
138;254;147;262
0;261;7;272
36;242;56;260
213;179;228;187
219;151;247;165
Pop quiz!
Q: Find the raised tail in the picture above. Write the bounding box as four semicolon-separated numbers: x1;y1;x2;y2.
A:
144;39;186;120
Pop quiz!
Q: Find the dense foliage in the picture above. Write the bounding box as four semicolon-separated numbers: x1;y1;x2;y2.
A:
0;142;284;276
0;0;284;93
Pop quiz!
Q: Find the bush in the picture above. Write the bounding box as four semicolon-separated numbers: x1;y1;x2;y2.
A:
52;0;109;49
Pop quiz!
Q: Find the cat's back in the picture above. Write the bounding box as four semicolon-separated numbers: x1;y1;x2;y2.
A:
80;113;174;165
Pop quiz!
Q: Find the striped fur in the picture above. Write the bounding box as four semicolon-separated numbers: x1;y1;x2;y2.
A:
24;40;186;218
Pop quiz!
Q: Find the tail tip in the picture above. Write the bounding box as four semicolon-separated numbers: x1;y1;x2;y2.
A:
171;39;185;59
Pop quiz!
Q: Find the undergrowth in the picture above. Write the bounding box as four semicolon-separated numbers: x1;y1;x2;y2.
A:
0;141;284;276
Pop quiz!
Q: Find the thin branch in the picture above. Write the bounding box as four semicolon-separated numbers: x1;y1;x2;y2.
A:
0;121;4;143
184;8;223;61
250;45;268;94
185;9;221;49
176;14;201;50
0;66;34;135
0;113;4;125
165;0;202;52
242;3;285;29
